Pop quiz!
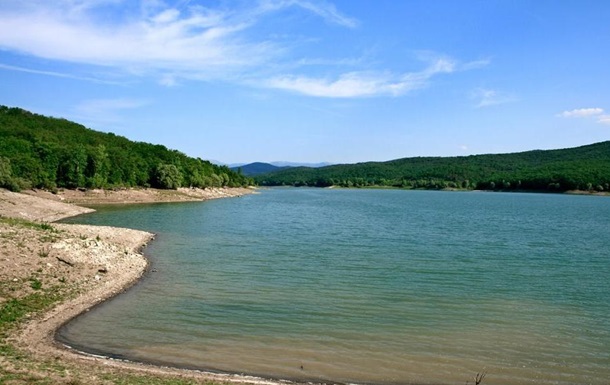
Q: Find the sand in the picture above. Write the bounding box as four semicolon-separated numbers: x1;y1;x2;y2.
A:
0;187;285;385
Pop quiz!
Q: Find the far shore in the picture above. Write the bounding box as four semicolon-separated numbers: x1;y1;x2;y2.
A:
325;184;610;196
0;186;287;385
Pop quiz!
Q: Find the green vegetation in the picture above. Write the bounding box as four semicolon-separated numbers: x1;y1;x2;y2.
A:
0;216;57;232
0;106;253;191
0;293;57;332
256;141;610;193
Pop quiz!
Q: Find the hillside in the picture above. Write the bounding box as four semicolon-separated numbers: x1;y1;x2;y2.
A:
0;106;253;191
255;142;610;192
231;162;290;176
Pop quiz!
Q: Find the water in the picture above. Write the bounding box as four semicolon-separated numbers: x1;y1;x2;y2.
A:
58;188;610;385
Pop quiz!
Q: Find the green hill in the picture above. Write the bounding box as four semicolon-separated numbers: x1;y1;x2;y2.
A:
230;162;290;176
256;142;610;193
0;106;253;191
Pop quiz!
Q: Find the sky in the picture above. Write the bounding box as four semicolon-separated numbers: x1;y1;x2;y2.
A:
1;0;609;165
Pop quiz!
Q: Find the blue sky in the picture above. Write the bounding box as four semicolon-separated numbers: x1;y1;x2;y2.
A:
1;0;609;164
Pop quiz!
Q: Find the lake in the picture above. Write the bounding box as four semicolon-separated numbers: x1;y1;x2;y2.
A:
58;188;610;385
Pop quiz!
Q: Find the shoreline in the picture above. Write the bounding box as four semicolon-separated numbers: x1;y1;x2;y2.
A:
23;186;257;206
1;187;293;385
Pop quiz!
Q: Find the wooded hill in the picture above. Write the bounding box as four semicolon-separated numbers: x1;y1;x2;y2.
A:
256;141;610;192
230;162;290;176
0;106;253;191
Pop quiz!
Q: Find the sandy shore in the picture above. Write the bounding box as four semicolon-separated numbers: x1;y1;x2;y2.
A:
0;187;285;385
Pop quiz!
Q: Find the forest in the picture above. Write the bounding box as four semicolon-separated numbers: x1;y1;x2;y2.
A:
2;105;608;194
0;106;253;191
256;141;610;193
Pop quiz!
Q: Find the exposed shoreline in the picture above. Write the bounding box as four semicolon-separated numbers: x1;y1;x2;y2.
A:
0;187;293;385
23;186;257;206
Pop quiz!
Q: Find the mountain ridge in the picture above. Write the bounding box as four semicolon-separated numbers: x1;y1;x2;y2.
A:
255;141;610;193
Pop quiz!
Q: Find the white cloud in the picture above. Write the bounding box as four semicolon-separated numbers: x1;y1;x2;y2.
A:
257;0;359;28
265;58;456;98
0;1;357;76
266;72;393;98
0;63;121;84
557;108;604;118
151;8;181;24
597;115;610;125
0;1;484;98
0;1;282;79
556;108;610;126
473;88;517;108
461;58;491;71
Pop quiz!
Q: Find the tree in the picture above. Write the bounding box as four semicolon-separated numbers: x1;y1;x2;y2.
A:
0;156;16;190
57;148;87;188
154;163;183;189
85;145;110;188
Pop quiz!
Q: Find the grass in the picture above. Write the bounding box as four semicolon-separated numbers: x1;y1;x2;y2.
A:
0;216;57;233
0;290;62;333
29;278;42;290
0;216;61;243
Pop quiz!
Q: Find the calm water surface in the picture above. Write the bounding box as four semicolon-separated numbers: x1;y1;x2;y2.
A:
58;189;610;385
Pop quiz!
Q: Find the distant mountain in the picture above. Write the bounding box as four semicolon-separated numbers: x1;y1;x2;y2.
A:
231;162;291;176
270;161;333;168
230;161;333;176
229;161;333;168
254;141;610;193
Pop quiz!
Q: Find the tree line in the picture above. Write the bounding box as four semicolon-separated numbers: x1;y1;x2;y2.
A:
0;106;253;191
256;142;610;193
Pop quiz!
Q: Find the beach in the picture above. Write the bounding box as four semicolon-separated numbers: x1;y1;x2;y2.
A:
0;187;275;385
